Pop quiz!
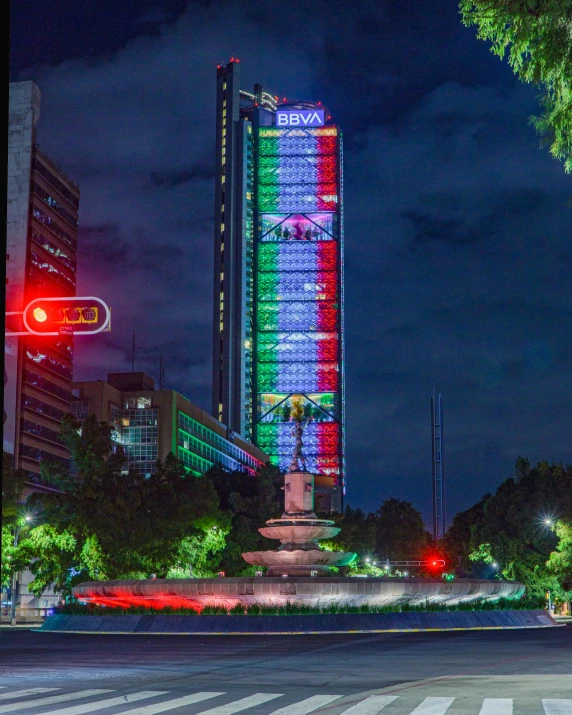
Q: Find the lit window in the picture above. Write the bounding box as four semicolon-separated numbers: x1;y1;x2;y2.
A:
122;418;130;427
246;191;251;200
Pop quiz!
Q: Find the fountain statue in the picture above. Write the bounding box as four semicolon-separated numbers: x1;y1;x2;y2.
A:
242;398;356;576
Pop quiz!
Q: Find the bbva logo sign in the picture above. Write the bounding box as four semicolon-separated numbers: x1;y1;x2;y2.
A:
276;109;325;127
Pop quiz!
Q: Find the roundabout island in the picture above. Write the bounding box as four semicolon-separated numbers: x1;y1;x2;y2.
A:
48;410;555;635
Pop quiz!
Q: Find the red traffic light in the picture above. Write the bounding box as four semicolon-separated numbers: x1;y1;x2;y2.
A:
23;297;110;335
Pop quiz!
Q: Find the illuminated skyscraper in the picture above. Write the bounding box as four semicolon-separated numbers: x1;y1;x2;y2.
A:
213;60;344;511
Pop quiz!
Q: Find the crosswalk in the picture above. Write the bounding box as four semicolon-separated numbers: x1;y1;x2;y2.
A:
0;688;569;715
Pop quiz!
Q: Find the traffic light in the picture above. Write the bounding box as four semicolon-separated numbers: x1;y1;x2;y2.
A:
23;297;110;336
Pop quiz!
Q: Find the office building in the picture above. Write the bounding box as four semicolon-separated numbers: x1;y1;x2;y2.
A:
72;372;268;477
5;81;79;478
212;60;344;511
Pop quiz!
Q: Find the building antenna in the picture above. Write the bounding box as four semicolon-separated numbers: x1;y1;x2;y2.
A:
431;389;445;541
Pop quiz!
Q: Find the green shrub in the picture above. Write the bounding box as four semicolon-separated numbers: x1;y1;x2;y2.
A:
56;594;543;617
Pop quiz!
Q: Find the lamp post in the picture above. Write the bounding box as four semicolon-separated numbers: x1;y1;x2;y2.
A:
10;515;32;627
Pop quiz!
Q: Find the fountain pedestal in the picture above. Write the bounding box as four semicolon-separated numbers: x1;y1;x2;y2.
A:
242;470;356;577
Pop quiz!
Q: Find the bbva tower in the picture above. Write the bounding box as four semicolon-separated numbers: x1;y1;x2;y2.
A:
212;59;344;512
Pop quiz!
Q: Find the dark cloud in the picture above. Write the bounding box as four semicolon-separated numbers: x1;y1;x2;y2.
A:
11;0;572;526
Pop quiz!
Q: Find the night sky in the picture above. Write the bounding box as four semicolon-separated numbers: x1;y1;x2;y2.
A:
11;0;571;526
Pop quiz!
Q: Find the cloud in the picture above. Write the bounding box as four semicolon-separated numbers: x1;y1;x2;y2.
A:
16;0;572;524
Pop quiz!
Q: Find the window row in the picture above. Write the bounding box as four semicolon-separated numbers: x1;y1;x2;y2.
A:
29;249;76;290
24;369;73;403
20;444;70;470
22;395;67;422
32;157;80;209
31;229;76;272
20;418;63;445
32;182;78;229
32;207;77;250
26;347;72;380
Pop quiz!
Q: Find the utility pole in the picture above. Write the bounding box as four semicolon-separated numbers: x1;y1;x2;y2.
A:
431;390;445;541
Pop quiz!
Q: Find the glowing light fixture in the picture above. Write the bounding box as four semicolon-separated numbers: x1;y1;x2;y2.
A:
32;307;47;322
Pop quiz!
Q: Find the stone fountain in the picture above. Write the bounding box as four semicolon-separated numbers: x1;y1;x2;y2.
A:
243;400;356;576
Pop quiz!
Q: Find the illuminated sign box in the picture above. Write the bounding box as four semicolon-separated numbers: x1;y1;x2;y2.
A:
276;109;325;127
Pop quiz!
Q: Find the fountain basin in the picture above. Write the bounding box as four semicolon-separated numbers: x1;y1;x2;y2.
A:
72;576;526;611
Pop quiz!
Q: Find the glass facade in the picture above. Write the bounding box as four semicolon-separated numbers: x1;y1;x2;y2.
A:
101;398;264;478
108;405;158;477
177;411;263;476
255;125;344;488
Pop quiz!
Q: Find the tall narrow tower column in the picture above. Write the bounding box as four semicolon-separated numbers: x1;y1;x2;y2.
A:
431;391;445;540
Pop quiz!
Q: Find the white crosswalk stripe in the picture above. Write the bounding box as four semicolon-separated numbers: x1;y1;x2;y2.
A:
269;695;343;715
0;689;113;714
543;702;572;715
338;696;399;714
196;693;284;715
410;697;455;715
112;692;226;715
0;688;59;701
2;688;572;715
479;699;513;714
41;690;167;715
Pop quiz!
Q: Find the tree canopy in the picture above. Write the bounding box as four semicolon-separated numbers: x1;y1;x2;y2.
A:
20;415;225;594
447;458;572;600
460;0;572;171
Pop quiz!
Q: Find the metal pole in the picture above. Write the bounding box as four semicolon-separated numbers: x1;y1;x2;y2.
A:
10;526;20;627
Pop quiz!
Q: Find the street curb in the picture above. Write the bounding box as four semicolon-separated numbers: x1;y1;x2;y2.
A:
33;624;564;636
37;609;559;635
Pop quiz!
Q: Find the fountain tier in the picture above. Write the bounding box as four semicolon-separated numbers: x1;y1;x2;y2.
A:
242;470;356;577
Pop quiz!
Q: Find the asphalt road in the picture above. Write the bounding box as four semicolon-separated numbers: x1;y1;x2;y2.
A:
0;626;571;714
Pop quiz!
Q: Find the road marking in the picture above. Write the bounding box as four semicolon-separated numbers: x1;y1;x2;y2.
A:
479;700;513;714
196;693;284;715
543;702;572;715
410;698;455;715
0;690;113;714
42;691;167;715
0;689;59;701
112;693;226;715
269;695;343;715
339;696;399;714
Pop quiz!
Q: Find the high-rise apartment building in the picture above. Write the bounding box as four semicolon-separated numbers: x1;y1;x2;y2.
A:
5;81;79;478
212;61;344;511
72;372;268;477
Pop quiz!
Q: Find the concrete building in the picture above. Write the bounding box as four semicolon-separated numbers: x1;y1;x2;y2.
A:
72;372;268;477
212;60;345;511
5;81;80;478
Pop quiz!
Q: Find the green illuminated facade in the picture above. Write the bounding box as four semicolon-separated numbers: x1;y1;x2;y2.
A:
72;372;267;477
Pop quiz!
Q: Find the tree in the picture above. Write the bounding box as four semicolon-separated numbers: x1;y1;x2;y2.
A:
320;506;377;556
443;495;489;574
26;415;224;594
460;0;572;171
2;452;27;523
374;498;429;561
447;459;572;599
205;463;283;575
546;521;572;591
